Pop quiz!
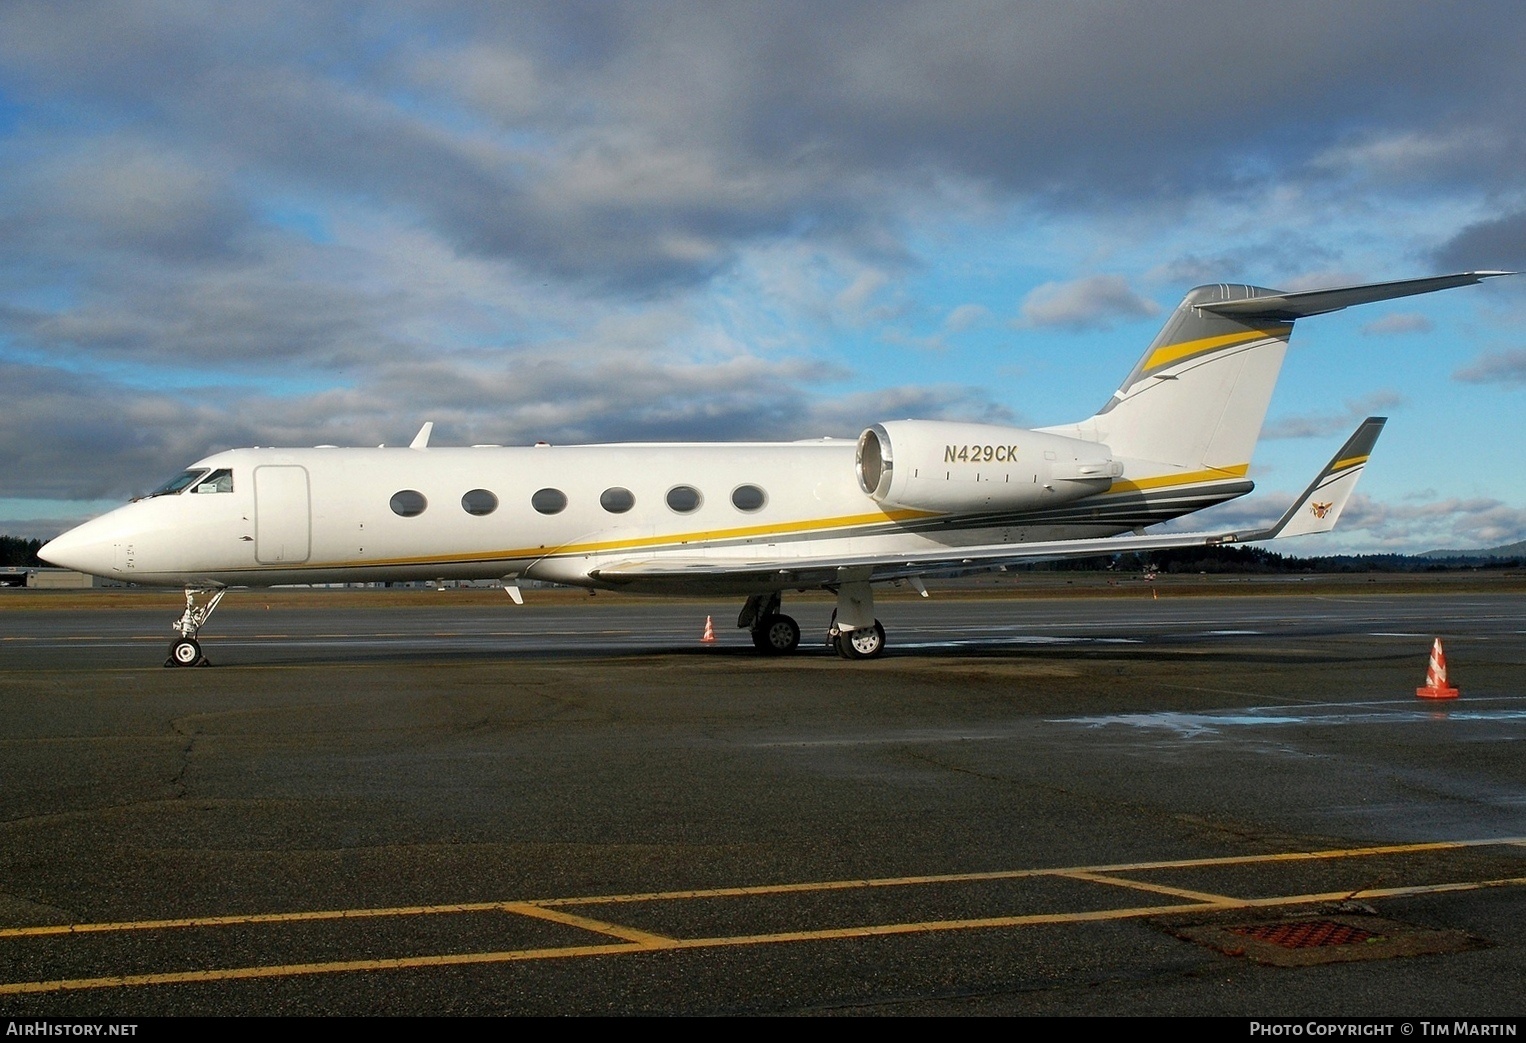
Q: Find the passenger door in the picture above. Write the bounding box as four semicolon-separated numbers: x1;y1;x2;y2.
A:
254;465;311;564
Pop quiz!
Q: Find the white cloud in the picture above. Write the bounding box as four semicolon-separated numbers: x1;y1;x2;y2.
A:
943;303;988;332
1454;349;1526;385
1361;313;1433;335
1017;275;1159;331
1164;490;1526;553
1311;127;1503;185
1262;392;1405;439
1278;269;1366;293
1336;493;1526;550
834;268;892;320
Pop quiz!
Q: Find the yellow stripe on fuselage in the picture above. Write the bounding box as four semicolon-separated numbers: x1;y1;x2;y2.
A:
222;470;1253;575
360;468;1248;569
541;507;939;558
1105;464;1249;495
292;507;942;571
1143;328;1288;373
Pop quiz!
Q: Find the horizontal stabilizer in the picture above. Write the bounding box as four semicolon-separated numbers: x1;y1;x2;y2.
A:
1197;272;1512;322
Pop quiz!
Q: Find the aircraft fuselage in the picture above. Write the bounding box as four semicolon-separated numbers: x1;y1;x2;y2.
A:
45;438;1209;594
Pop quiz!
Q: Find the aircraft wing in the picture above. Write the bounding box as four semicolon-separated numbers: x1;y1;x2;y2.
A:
588;418;1385;587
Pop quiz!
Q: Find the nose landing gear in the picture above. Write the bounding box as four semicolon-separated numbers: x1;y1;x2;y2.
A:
165;587;227;667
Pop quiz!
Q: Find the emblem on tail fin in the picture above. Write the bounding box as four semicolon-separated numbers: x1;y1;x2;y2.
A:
1309;501;1333;519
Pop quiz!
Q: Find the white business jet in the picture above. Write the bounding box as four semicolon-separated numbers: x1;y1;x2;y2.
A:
40;271;1509;666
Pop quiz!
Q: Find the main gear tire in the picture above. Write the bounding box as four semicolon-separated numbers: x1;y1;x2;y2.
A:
752;614;801;654
834;621;886;660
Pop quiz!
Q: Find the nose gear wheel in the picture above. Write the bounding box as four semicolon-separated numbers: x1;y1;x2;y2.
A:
165;587;226;667
167;637;207;668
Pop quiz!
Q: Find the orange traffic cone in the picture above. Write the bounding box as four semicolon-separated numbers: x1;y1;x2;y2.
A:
1416;638;1459;700
701;615;716;643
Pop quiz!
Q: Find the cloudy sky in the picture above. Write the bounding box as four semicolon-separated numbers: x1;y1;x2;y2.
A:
2;1;1524;552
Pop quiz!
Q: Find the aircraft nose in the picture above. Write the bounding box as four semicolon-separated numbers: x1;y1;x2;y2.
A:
39;523;118;578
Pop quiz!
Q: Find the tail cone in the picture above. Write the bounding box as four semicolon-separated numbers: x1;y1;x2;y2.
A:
1416;638;1459;700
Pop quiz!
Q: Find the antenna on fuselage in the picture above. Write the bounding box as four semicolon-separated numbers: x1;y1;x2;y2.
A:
409;422;434;450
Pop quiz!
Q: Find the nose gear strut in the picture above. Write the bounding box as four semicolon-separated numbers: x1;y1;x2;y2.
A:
166;586;227;667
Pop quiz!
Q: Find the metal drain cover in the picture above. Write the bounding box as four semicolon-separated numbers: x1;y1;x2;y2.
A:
1231;919;1376;949
1163;912;1486;967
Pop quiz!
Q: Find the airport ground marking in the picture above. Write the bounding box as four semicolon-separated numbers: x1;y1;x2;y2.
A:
3;838;1524;994
1057;870;1238;906
536;836;1526;907
497;901;676;948
7;881;1526;996
2;837;1520;941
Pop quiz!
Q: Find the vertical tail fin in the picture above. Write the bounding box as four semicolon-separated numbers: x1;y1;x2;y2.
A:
1040;271;1508;480
1082;283;1293;476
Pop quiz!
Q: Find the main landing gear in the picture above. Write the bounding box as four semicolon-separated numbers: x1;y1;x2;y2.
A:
165;587;227;667
829;618;886;660
739;592;801;654
738;583;887;660
826;577;886;659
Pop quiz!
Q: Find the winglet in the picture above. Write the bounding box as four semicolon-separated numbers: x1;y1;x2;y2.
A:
409;422;434;450
1248;417;1386;540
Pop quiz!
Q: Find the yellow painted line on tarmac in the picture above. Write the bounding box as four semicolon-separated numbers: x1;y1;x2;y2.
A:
0;942;651;995
3;837;1519;939
539;836;1526;907
1058;870;1238;905
3;838;1524;994
1232;876;1526;907
498;902;676;948
10;877;1526;996
0;900;570;939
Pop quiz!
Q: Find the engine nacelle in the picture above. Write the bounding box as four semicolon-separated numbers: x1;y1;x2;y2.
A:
856;420;1122;513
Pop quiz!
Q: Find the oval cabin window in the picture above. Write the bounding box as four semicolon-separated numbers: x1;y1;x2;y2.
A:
390;490;428;517
666;485;702;513
600;487;635;514
731;484;766;512
461;489;498;516
531;488;568;515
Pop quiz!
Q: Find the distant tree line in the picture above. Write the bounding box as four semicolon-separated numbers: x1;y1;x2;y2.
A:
0;536;45;568
1033;545;1524;574
1;534;1520;575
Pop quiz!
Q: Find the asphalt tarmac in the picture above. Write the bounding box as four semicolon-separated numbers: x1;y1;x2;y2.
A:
0;580;1523;1016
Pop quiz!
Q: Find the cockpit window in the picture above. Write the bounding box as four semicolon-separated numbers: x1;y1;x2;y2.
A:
147;469;210;497
193;469;234;494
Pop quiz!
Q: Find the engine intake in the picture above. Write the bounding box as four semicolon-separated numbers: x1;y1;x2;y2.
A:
856;420;1121;513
